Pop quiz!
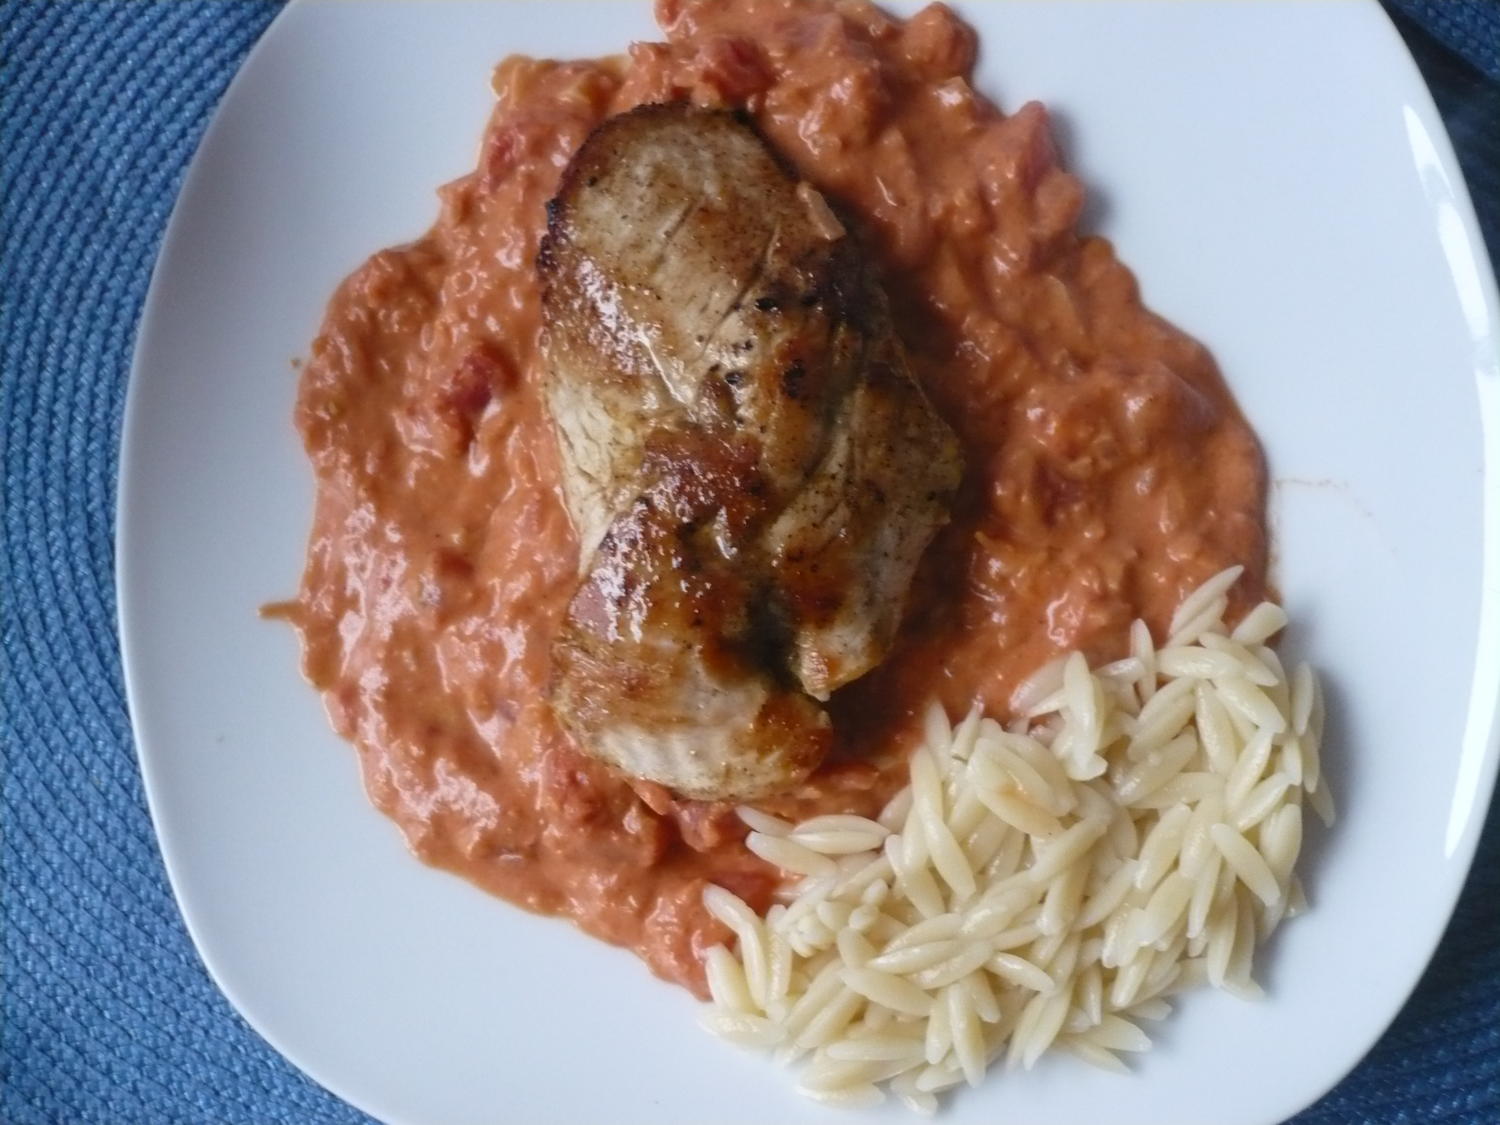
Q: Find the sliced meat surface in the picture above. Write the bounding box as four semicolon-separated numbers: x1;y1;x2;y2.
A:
539;103;961;800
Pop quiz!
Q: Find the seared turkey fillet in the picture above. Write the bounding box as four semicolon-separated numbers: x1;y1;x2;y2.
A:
539;103;961;800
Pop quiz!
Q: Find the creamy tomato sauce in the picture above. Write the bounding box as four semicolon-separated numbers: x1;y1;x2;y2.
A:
287;0;1266;994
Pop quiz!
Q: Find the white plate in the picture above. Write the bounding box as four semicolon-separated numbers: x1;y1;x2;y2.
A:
118;2;1500;1123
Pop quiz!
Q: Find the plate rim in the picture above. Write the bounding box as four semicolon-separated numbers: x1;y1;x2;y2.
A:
114;1;1500;1122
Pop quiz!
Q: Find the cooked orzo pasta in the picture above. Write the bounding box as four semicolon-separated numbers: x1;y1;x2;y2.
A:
699;567;1328;1113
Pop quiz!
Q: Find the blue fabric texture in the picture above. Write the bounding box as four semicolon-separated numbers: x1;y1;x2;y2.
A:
1388;0;1500;80
1;1;1496;1122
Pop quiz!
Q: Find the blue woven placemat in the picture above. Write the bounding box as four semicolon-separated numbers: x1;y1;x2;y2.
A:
2;2;1496;1122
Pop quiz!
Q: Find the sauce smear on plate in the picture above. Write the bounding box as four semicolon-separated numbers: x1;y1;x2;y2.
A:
285;0;1266;992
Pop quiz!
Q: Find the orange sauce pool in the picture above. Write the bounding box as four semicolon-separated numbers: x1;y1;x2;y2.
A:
286;0;1266;994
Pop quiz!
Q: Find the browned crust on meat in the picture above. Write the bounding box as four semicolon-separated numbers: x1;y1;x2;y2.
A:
537;103;961;800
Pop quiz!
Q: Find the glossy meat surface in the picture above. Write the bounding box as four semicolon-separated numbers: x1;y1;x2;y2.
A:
539;104;961;799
